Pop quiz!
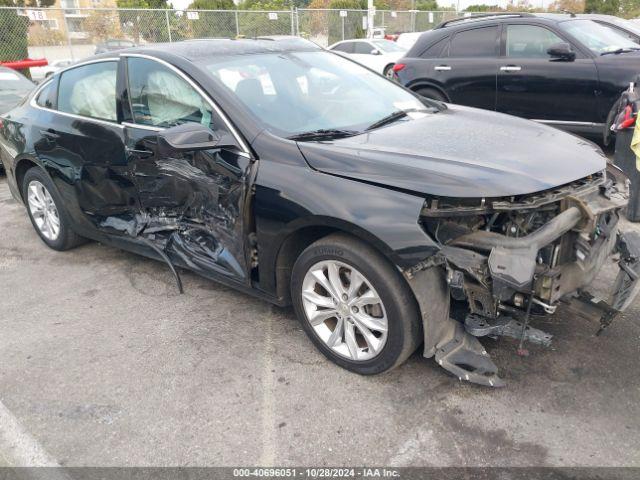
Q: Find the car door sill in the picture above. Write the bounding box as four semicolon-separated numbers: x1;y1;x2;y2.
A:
531;119;604;135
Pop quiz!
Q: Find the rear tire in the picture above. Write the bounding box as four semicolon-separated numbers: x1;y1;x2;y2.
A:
291;233;422;375
383;63;394;78
22;167;85;251
416;87;447;102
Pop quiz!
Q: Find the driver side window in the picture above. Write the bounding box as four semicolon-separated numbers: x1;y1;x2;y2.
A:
506;25;565;58
127;57;214;128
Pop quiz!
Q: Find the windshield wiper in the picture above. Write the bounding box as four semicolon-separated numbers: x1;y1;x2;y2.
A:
365;108;430;131
288;129;359;141
601;47;640;56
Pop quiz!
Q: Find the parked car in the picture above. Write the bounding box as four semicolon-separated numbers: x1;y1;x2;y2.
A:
0;66;34;114
1;40;638;387
396;31;425;50
0;66;34;174
328;38;407;76
393;12;640;144
576;13;640;44
95;39;136;54
31;59;73;81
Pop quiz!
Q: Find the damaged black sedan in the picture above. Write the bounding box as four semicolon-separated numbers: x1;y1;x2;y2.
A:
1;39;638;387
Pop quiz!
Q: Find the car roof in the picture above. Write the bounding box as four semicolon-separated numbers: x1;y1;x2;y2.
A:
103;38;322;62
435;12;582;30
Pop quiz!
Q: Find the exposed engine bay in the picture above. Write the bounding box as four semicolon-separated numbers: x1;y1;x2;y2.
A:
405;165;640;387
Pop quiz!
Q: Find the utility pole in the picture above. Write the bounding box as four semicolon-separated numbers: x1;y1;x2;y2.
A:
367;0;374;38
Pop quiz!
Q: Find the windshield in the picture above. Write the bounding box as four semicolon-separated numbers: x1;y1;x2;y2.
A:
0;69;33;91
200;50;430;137
371;39;407;53
560;19;638;54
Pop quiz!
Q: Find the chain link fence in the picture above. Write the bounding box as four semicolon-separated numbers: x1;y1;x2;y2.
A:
0;6;458;79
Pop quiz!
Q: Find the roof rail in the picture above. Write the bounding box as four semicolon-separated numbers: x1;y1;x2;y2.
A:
435;12;535;29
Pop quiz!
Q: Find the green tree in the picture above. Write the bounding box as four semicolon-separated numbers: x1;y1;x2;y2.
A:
0;0;55;77
327;0;365;44
619;0;639;17
188;0;236;39
465;4;503;11
584;0;621;14
117;0;172;43
415;0;439;9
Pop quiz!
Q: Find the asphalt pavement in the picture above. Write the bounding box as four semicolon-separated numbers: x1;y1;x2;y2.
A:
1;175;639;467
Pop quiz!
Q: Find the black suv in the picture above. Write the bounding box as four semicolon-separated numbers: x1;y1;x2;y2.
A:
393;13;640;143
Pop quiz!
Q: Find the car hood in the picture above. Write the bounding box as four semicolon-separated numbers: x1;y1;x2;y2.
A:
296;104;606;198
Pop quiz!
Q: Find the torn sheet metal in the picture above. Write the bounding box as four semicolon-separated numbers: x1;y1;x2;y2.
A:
98;146;251;283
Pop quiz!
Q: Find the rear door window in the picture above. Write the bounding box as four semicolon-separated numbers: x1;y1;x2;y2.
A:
57;61;117;121
450;26;499;57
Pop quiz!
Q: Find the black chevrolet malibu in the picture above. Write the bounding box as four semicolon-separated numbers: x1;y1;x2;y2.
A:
1;39;638;386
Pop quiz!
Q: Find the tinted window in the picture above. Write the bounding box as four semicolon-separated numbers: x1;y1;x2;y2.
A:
58;61;117;121
450;26;498;57
371;39;406;53
354;42;373;54
559;19;637;54
36;80;56;109
420;37;448;58
127;57;214;128
506;25;565;58
331;42;353;53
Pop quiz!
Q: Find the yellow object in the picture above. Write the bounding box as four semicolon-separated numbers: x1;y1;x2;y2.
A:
632;121;640;171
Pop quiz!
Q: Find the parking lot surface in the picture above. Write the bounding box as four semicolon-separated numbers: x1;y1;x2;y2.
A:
1;176;640;467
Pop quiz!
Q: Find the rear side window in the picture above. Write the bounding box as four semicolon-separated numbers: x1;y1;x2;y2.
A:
57;61;117;121
332;42;354;53
450;26;499;57
420;37;448;58
353;42;373;54
36;80;57;109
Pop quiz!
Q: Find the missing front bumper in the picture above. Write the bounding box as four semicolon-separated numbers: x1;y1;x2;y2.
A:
406;178;640;387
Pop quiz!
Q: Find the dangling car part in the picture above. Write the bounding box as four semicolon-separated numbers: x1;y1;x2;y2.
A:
408;164;638;386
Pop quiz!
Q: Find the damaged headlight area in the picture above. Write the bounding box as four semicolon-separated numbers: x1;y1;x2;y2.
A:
406;166;640;387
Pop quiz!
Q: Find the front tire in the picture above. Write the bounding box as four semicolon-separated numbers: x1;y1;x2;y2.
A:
22;167;84;251
291;233;421;375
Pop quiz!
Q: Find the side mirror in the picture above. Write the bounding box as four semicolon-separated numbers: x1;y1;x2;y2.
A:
370;49;381;55
547;42;576;61
157;123;235;154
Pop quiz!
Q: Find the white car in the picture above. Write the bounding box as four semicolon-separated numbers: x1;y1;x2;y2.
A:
31;59;73;81
327;39;407;77
396;31;426;50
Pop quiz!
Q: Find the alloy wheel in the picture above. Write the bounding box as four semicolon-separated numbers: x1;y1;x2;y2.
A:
301;260;388;361
27;180;60;241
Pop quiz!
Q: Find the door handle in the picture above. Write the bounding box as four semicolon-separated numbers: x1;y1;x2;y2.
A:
39;129;59;139
434;65;452;71
500;65;522;72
